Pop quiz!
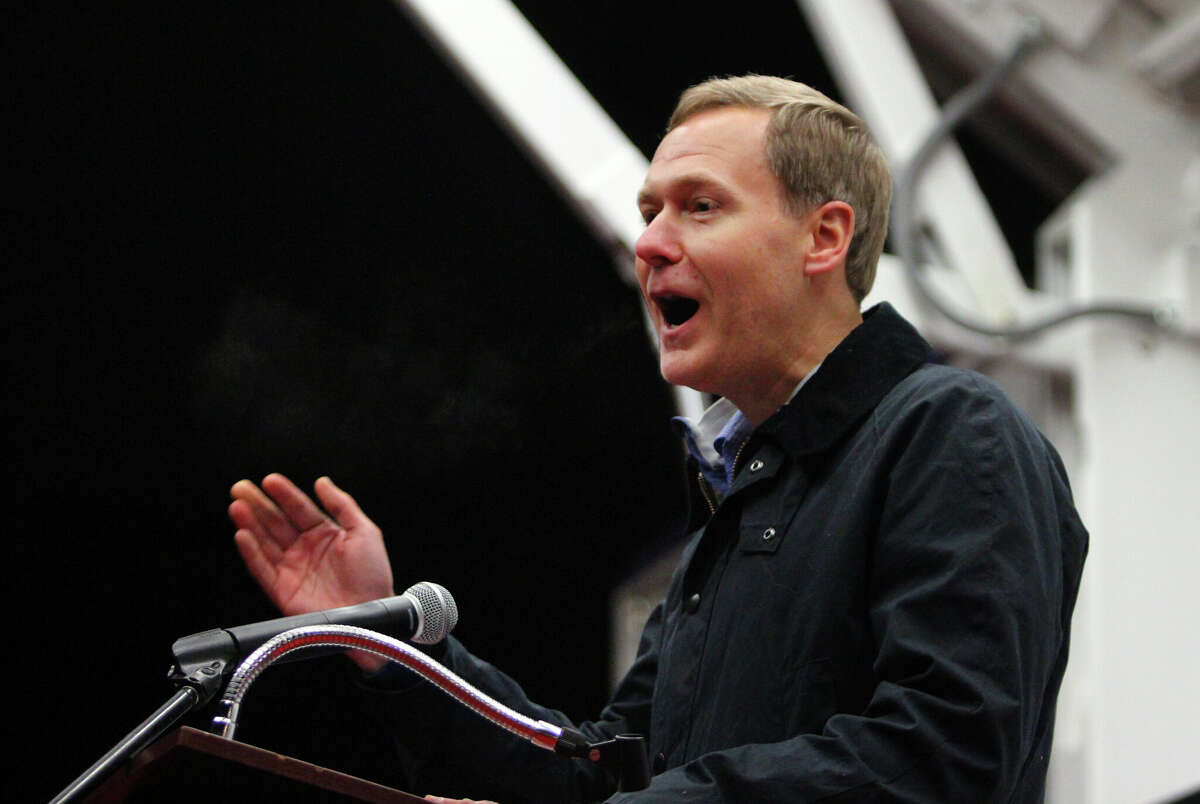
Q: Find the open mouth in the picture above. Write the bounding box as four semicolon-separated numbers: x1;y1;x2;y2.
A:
657;295;699;327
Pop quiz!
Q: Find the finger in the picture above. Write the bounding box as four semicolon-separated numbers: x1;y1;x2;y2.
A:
228;486;279;537
228;495;265;537
261;473;331;532
229;501;284;566
234;527;279;593
229;486;289;553
314;477;376;531
231;478;300;550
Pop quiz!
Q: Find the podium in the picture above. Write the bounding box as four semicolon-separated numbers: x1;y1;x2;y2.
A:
83;726;424;803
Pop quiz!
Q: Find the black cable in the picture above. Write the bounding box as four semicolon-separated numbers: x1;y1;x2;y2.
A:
890;17;1177;340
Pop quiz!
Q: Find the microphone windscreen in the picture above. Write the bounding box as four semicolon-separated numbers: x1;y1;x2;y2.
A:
405;581;458;643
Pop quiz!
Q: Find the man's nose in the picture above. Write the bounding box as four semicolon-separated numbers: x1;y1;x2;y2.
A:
635;214;683;268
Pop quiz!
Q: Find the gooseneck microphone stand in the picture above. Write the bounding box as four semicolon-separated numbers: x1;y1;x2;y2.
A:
211;624;650;792
51;620;649;801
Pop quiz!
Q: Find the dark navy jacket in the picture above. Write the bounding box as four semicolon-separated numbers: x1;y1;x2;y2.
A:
366;303;1088;803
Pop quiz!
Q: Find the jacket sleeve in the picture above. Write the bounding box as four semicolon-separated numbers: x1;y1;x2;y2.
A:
609;377;1087;802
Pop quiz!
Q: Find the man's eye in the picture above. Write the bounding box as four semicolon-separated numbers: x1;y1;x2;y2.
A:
641;210;658;225
691;198;715;213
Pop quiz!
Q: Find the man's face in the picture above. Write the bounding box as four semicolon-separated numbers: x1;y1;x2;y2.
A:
635;107;819;413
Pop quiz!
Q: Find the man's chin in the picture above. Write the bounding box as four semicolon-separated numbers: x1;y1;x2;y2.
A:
659;357;715;395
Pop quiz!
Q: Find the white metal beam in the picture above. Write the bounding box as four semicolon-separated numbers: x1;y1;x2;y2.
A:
1135;2;1200;97
391;0;647;283
391;0;704;421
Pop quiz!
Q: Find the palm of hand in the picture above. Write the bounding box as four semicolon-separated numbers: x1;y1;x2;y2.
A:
269;517;392;616
230;474;395;617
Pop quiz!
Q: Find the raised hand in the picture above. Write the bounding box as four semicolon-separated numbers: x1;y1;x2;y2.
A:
229;474;395;618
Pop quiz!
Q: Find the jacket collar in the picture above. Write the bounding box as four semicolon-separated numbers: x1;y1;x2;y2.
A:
755;302;932;458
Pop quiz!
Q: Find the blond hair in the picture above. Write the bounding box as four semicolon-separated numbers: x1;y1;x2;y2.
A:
669;75;891;303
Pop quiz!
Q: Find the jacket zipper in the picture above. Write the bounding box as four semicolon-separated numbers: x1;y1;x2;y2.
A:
731;437;751;477
697;472;717;516
697;437;753;518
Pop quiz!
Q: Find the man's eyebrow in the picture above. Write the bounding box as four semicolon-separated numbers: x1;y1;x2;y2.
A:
637;172;724;207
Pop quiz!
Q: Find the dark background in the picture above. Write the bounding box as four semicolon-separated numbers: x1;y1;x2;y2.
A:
8;2;1061;800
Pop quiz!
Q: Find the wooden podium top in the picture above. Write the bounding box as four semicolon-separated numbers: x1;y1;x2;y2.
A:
86;725;424;803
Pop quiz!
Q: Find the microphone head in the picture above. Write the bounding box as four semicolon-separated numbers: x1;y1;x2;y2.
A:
404;581;459;644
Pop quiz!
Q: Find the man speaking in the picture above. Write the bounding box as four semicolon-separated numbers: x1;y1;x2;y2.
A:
228;75;1087;802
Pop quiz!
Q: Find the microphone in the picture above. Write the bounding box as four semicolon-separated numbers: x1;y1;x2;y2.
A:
171;582;458;673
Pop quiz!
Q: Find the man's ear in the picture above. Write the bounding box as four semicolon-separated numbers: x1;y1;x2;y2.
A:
803;201;854;277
